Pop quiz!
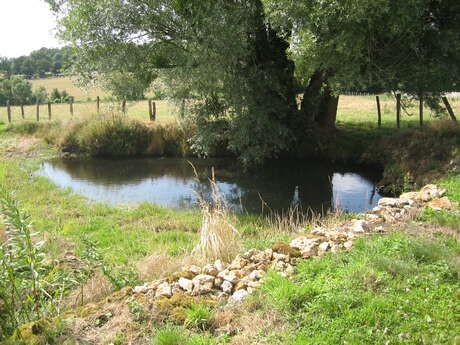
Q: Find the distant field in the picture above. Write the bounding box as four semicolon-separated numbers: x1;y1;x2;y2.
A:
0;99;178;124
30;76;108;101
2;77;460;128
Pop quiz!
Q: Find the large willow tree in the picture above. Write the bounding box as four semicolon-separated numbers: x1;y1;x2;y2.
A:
46;0;460;163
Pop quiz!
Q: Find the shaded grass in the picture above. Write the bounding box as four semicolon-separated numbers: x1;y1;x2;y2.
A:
256;232;460;345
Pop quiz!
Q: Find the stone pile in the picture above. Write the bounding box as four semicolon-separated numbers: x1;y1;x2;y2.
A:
132;184;457;304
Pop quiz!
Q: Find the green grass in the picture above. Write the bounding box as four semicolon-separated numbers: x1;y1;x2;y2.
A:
256;232;460;345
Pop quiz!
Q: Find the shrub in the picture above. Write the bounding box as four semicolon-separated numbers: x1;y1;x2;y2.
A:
58;115;152;156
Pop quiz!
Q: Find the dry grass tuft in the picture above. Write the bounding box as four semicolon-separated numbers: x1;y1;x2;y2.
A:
265;205;312;235
136;254;183;281
63;271;113;309
192;167;241;262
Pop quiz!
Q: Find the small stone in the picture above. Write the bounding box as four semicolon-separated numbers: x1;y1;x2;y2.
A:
171;283;182;295
228;255;249;270
343;241;353;250
133;283;151;294
253;249;273;263
217;269;239;283
273;252;290;262
229;289;249;304
178;278;193;293
214;277;223;287
242;248;260;259
202;264;218;276
182;265;201;275
311;227;326;236
318;242;330;252
248;270;264;281
234;280;248;291
364;213;380;220
378;198;408;208
426;197;458;211
349;219;369;233
214;259;226;272
273;260;287;271
192;274;215;295
420;184;446;199
155;282;172;298
375;226;384;232
247;280;262;288
221;280;233;294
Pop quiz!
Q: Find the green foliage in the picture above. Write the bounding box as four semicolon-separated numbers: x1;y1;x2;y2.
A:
50;88;71;103
263;0;460;96
102;71;150;101
152;325;188;345
259;232;460;344
0;186;72;340
184;302;214;331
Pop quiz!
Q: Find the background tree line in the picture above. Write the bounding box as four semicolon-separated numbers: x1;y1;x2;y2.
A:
0;47;74;79
0;75;72;106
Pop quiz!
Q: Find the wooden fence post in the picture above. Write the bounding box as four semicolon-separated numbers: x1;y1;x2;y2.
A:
36;102;40;122
122;99;126;114
47;101;52;120
148;100;152;120
419;95;424;127
442;97;457;122
151;101;156;121
69;97;74;117
376;96;381;128
396;93;401;129
6;100;11;123
20;103;24;119
97;96;100;114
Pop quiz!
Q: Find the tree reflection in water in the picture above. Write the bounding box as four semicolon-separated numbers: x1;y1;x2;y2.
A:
38;158;383;214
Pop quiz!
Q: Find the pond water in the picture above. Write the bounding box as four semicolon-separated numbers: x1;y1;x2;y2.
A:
37;158;383;214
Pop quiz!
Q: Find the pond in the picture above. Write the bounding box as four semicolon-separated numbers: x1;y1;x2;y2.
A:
37;158;383;214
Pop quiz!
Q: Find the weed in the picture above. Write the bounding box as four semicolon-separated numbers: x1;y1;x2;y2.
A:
184;302;214;331
0;186;69;340
152;325;187;345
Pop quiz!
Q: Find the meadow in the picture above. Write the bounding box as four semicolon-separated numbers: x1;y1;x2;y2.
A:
1;77;459;128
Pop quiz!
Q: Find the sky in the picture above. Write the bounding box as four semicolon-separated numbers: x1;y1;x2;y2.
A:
0;0;62;58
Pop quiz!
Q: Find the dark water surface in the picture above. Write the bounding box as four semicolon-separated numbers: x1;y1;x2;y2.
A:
38;158;383;214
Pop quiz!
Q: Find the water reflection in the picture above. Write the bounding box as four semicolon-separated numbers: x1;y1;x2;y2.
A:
38;158;382;214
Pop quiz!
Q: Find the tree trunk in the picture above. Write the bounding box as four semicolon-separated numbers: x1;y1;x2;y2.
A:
299;69;339;130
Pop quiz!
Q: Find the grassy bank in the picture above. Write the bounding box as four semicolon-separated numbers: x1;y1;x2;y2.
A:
0;111;459;344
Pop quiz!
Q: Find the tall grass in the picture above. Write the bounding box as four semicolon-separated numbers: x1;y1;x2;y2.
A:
0;186;71;340
192;167;240;262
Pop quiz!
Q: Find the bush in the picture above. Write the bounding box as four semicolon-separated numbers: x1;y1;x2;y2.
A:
59;116;152;156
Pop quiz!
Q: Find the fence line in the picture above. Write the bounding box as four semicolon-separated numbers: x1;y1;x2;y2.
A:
0;98;159;124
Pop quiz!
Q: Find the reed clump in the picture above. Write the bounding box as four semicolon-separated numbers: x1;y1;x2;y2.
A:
193;168;240;262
